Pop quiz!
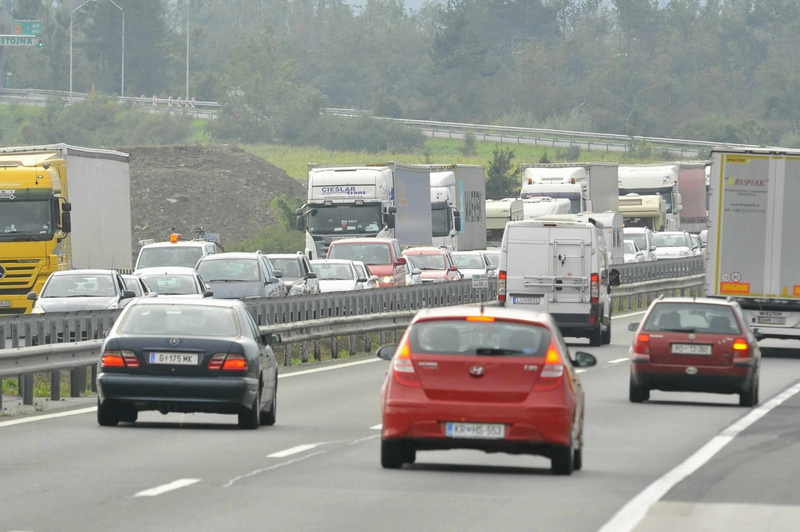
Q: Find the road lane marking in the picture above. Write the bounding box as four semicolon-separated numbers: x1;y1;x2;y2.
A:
576;369;587;373
597;381;800;532
608;358;629;364
611;311;647;320
278;358;382;379
223;451;327;488
370;424;382;430
0;406;97;428
133;478;200;497
267;444;320;458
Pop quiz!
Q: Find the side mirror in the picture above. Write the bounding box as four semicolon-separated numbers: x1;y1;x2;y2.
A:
388;206;397;214
357;277;368;283
307;272;317;279
574;351;597;368
628;322;640;332
650;246;657;251
386;212;396;229
122;290;136;299
27;291;37;301
295;208;303;216
268;277;281;285
62;202;72;212
609;269;621;287
203;290;214;298
487;265;497;271
295;215;304;232
376;345;397;361
102;328;111;337
265;333;281;345
753;328;765;341
61;211;72;233
412;268;422;275
273;270;283;279
453;209;461;230
395;257;407;266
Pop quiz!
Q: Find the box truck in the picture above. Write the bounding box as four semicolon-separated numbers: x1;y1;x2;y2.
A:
520;163;619;214
677;161;710;233
485;198;523;248
619;164;682;231
424;164;486;251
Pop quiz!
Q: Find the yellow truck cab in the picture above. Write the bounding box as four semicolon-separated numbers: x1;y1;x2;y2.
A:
0;144;130;315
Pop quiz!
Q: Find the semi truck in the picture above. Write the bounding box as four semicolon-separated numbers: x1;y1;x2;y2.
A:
0;144;131;315
519;163;619;214
618;164;682;231
522;197;572;219
296;163;432;259
619;194;667;231
538;212;625;265
485;198;523;248
425;164;486;251
676;161;710;234
706;148;800;342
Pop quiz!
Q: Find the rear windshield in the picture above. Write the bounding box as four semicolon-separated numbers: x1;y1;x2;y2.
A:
197;259;260;282
644;303;741;334
653;234;688;248
408;254;446;270
118;305;239;337
268;258;302;280
137;247;203;269
452;253;484;270
42;274;117;298
139;274;198;295
409;319;551;356
329;243;391;265
312;263;354;280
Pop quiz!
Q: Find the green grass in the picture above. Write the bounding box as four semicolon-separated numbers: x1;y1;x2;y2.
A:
243;138;662;181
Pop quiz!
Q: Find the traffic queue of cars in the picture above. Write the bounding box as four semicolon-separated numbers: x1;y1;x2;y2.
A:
623;226;704;263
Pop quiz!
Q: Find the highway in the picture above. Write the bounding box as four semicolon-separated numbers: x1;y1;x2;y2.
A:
2;311;799;532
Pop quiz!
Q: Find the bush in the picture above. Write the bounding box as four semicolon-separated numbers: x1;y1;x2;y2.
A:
130;114;193;145
461;130;477;155
228;195;305;253
304;116;426;153
556;145;581;161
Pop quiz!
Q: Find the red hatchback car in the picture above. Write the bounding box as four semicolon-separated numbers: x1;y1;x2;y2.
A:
402;247;462;283
629;297;763;406
378;307;597;475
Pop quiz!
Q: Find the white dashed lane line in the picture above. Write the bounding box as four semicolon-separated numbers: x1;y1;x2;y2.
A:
267;444;321;458
133;478;201;498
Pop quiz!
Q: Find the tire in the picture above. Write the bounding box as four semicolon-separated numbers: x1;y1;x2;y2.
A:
588;324;603;347
402;446;417;465
551;444;574;475
119;408;138;424
260;380;277;426
381;440;405;469
97;399;120;427
601;321;611;345
573;445;583;471
629;377;650;403
740;378;759;407
238;394;260;430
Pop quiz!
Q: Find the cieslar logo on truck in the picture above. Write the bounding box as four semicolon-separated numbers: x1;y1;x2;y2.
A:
321;186;367;196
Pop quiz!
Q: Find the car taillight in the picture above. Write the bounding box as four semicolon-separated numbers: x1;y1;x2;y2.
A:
633;334;650;354
591;273;599;304
208;353;226;370
733;338;749;356
498;270;506;302
102;350;138;368
392;341;420;388
208;353;248;371
533;341;565;392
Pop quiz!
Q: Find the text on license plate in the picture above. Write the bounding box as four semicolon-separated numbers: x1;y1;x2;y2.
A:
757;317;786;325
0;300;10;307
513;297;541;305
445;422;505;439
671;344;712;355
149;352;199;366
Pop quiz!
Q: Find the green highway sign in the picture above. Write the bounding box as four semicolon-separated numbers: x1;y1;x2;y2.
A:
13;21;42;36
0;35;40;46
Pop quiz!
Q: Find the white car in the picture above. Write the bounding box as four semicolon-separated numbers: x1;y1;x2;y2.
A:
310;260;369;293
30;270;136;314
353;261;380;289
652;231;694;260
403;255;423;286
451;251;496;279
623;240;646;263
689;234;703;256
623;227;656;261
482;250;500;277
134;267;213;299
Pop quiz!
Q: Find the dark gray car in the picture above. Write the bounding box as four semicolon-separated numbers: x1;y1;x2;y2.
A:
196;252;286;300
266;253;319;296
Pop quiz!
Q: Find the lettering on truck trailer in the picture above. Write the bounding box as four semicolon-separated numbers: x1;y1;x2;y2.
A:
465;191;484;223
320;186;369;196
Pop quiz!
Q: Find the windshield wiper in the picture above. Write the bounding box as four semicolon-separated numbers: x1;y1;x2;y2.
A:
206;279;251;283
660;327;695;333
475;348;525;356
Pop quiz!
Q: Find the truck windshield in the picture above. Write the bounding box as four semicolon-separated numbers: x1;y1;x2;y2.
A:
137;247;204;269
0;200;54;240
620;187;673;213
431;204;450;237
308;204;382;235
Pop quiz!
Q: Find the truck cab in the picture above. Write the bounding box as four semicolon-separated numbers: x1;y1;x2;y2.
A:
519;163;619;215
522;197;572;219
619;165;682;231
619;193;667;232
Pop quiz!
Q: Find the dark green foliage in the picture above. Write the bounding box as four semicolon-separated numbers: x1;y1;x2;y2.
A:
461;130;477;155
230;195;305;254
486;146;520;200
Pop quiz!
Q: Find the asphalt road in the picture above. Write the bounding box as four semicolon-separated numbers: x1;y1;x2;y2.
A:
2;312;799;532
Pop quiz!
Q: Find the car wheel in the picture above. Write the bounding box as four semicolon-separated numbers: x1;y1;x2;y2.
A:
260;379;277;426
573;445;583;471
97;399;120;427
601;321;612;345
238;394;261;430
119;408;138;424
551;444;574;475
629;377;650;403
381;440;405;469
740;379;759;407
589;324;603;347
402;446;416;465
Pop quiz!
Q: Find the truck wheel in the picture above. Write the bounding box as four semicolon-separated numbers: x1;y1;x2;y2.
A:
589;324;603;347
629;377;650;403
601;321;612;345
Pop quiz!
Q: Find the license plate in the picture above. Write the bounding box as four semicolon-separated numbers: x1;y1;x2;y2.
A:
671;344;712;355
513;297;541;305
445;422;505;440
757;317;786;325
148;352;199;366
0;300;10;307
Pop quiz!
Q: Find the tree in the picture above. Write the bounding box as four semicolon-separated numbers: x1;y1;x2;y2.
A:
485;146;520;199
460;130;476;155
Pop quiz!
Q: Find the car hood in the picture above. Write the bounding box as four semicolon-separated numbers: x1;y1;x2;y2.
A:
457;268;484;279
419;270;449;280
206;281;262;299
654;247;691;258
318;280;357;293
364;264;394;277
36;296;117;312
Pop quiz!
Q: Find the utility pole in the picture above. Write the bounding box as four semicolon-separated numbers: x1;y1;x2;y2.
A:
185;0;190;100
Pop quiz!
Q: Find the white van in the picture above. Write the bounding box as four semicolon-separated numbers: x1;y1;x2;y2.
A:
498;218;620;346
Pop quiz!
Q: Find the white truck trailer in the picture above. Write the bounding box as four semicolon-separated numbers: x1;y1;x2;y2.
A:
522;197;572;219
706;148;800;341
618;164;682;231
677;161;710;234
519;163;619;214
297;163;432;259
425;164;486;251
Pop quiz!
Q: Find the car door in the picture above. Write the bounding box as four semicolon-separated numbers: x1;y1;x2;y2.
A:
261;257;282;297
391;241;406;286
244;310;272;409
116;274;133;308
303;257;319;294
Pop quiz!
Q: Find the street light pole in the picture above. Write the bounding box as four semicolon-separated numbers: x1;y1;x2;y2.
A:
186;0;189;100
70;0;95;104
107;0;124;98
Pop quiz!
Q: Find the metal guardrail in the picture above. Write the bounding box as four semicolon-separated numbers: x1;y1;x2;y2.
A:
616;256;704;284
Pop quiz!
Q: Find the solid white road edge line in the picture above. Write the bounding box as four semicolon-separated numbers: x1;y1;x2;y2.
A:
267;444;320;458
133;478;201;498
370;424;382;430
608;358;629;364
279;358;382;379
0;406;98;428
611;310;647;320
596;381;800;532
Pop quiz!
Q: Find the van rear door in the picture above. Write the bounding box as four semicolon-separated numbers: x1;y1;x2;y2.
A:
505;225;551;312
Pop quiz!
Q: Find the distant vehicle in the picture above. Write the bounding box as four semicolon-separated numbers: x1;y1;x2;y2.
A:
499;218;620;346
122;275;153;298
619;193;667;232
623;227;656;262
266;253;319;296
403;255;423;286
29;270;136;314
698;229;708;249
485;198;524;248
521;197;572;219
377;306;597;474
689;234;703;256
134;233;222;273
623;240;646;263
619;165;681;231
352;261;380;289
425;164;487;251
652;231;694;260
520;163;619;214
310;259;370;293
402;247;461;283
628;298;761;406
451;251;496;279
134;267;213;299
676;162;709;234
96;298;279;429
482;250;500;273
196;252;286;299
326;238;407;288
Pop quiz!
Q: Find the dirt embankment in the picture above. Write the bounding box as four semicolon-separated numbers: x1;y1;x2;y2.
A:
124;145;305;257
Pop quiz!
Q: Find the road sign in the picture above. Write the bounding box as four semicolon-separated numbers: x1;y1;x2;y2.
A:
471;274;489;289
13;21;41;36
0;35;39;46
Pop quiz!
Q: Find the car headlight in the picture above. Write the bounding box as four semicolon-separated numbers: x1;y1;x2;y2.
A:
680;250;690;256
31;305;44;314
382;276;393;284
106;302;119;309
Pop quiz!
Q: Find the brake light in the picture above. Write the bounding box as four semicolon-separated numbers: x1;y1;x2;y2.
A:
208;353;226;370
498;270;506;303
591;273;599;304
466;316;495;322
634;334;650;354
101;350;138;368
122;352;139;368
392;341;420;388
534;341;565;392
733;338;749;356
222;354;248;371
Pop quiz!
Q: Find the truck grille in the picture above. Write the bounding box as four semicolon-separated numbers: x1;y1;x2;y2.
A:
0;259;41;294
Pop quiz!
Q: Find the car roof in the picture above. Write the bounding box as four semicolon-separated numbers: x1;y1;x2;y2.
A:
311;259;354;266
329;238;394;245
199;252;258;261
135;267;198;275
655;231;686;236
127;297;245;310
404;247;448;255
623;227;647;233
651;297;737;307
141;241;210;249
51;269;118;276
266;254;302;259
411;306;555;326
451;251;482;255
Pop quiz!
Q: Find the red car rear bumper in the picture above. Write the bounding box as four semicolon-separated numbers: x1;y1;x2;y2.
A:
630;355;757;394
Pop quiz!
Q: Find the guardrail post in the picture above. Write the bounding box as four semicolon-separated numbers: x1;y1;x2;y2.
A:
301;341;309;363
50;370;60;401
91;365;98;393
364;333;371;355
0;322;4;411
379;331;386;345
22;323;33;405
349;335;356;357
313;340;320;361
70;367;86;398
284;346;291;367
331;337;339;359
